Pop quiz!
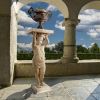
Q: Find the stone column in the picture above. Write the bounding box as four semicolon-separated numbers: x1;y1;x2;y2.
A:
61;18;80;63
0;0;16;86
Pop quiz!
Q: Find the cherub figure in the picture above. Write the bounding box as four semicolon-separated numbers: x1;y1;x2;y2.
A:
32;32;49;88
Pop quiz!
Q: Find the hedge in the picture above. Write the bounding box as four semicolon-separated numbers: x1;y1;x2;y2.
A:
17;53;100;60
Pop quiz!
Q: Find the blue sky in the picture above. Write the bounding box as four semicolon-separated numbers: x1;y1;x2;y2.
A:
17;2;100;50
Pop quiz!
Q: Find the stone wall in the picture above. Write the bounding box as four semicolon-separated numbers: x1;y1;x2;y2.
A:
0;15;11;86
15;60;100;77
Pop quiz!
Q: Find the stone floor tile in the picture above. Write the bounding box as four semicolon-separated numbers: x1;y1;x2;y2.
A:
13;78;35;84
1;90;25;100
51;82;64;89
94;78;100;84
64;87;94;100
26;97;48;100
0;89;5;98
92;93;100;100
47;87;65;96
44;77;63;86
2;84;31;92
62;79;98;88
84;85;100;94
66;87;89;95
71;94;96;100
48;95;73;100
29;92;48;98
1;87;33;100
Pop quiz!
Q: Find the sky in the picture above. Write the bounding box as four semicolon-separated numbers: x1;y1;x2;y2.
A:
17;2;100;50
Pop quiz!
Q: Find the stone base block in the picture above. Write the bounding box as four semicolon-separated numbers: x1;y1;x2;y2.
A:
61;56;79;63
31;83;51;94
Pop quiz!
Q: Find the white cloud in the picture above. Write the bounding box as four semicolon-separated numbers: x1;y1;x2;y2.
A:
79;9;100;25
46;43;55;50
82;44;87;48
87;28;100;39
77;9;100;40
55;21;65;30
17;31;27;36
17;24;33;35
18;24;32;31
17;42;32;49
18;25;24;31
58;13;63;17
18;10;37;25
47;43;55;48
87;29;98;38
17;42;55;51
46;5;57;11
89;43;95;48
83;9;96;15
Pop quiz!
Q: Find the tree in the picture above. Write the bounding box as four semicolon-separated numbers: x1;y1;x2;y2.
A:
89;43;100;53
45;47;51;53
77;45;89;53
54;41;63;53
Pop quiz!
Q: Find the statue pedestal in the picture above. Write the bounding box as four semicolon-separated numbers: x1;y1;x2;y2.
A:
31;83;52;94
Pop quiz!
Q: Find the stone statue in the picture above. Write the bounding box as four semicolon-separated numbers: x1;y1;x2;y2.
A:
28;7;53;93
32;32;49;88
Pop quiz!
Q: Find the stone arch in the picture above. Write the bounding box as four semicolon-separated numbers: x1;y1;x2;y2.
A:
79;0;100;14
76;0;100;60
16;0;69;18
15;0;69;61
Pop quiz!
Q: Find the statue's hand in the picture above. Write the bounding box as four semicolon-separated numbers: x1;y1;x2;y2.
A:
45;34;48;38
33;32;36;37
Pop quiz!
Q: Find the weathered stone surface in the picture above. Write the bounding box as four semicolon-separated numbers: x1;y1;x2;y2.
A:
27;97;48;100
84;85;100;94
48;95;72;100
63;79;98;88
92;93;100;100
15;60;100;77
0;0;11;15
0;15;11;86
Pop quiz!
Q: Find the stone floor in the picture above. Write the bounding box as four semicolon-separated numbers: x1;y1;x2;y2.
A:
1;75;100;100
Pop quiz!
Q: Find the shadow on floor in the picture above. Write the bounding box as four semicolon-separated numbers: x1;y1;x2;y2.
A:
14;75;98;85
7;87;33;100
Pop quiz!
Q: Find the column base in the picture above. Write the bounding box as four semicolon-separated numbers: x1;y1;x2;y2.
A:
61;56;79;63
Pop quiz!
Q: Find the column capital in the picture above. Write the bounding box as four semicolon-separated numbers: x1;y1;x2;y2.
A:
62;18;80;27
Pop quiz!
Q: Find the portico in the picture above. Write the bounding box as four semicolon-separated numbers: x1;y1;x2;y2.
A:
0;0;100;86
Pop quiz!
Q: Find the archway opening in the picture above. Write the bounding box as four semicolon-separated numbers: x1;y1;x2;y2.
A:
17;1;65;60
76;1;100;60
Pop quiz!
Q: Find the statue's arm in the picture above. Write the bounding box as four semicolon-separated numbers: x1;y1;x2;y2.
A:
43;34;49;47
32;32;36;49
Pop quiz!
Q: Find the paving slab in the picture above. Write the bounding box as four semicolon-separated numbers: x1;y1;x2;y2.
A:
84;85;100;94
64;87;96;100
62;79;98;88
92;93;100;100
26;97;48;100
48;95;73;100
